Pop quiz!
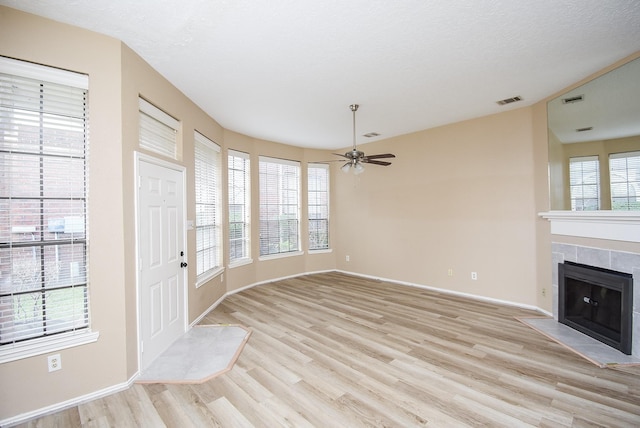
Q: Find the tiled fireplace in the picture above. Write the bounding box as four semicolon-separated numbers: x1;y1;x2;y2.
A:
551;242;640;357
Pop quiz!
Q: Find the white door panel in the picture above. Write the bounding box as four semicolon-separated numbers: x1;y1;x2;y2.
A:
137;157;186;371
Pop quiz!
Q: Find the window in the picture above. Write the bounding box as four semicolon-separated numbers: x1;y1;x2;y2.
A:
194;132;222;283
610;151;640;210
569;156;600;211
308;163;329;250
259;156;300;257
0;57;93;357
228;150;251;264
139;98;179;159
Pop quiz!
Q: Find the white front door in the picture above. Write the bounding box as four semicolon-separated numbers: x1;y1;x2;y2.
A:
136;156;187;371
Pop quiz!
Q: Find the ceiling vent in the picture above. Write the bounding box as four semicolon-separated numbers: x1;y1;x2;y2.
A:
562;94;584;104
576;126;593;132
363;132;380;138
496;96;523;106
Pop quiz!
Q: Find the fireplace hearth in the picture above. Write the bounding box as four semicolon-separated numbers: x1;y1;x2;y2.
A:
559;261;633;355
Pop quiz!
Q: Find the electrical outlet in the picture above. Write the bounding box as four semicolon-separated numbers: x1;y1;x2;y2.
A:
447;268;453;277
471;272;478;280
542;288;547;297
48;354;61;372
346;255;350;262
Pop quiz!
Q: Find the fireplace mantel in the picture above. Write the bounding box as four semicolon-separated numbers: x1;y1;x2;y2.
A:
539;211;640;243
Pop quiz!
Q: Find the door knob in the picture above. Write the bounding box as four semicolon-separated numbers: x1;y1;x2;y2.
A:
180;262;188;268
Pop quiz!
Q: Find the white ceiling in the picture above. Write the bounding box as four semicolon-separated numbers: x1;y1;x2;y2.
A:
3;0;640;149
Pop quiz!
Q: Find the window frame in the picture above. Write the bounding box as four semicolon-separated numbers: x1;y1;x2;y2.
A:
258;156;302;259
308;163;330;252
0;56;98;363
228;150;252;267
609;151;640;211
194;131;223;286
569;155;601;211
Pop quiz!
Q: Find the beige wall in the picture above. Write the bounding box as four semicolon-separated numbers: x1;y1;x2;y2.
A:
0;6;128;419
333;108;540;306
0;6;337;422
1;4;635;424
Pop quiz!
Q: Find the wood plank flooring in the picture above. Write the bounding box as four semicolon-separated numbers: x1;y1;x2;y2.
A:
17;272;640;427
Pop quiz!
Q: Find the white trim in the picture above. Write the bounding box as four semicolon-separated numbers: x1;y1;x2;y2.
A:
539;211;640;243
228;258;253;268
138;98;179;130
259;250;304;261
335;270;545;314
0;330;99;364
0;372;136;427
258;155;300;167
190;294;227;327
0;55;88;89
196;267;224;289
309;249;333;254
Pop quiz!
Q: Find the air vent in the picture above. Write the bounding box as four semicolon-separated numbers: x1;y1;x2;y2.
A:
496;96;523;106
576;127;593;132
363;132;380;138
562;95;584;104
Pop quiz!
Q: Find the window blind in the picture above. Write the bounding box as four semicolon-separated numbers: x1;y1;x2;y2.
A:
228;150;251;263
194;131;222;279
308;163;329;250
139;98;178;159
259;156;300;256
569;156;600;211
610;151;640;210
0;58;90;346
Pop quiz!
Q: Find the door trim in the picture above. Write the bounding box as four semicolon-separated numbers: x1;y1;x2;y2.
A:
134;152;188;374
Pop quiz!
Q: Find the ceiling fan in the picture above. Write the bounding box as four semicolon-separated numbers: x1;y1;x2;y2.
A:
334;104;395;174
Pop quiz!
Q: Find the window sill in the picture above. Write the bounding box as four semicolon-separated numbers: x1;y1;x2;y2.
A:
229;258;253;269
309;248;332;254
196;267;225;288
259;251;304;261
0;330;100;364
539;211;640;243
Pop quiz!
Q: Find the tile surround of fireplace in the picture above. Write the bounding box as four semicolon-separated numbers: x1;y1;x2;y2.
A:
552;243;640;357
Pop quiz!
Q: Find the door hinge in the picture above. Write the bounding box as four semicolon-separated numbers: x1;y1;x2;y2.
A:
140;341;144;353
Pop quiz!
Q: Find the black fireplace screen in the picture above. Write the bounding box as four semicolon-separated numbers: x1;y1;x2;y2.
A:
559;261;633;355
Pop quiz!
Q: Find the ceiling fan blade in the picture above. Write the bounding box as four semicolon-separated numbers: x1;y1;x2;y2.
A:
363;153;396;160
332;153;349;158
363;159;392;166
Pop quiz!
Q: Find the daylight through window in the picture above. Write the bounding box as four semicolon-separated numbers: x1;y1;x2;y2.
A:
228;150;251;264
0;58;90;347
308;163;329;250
259;156;300;257
569;156;600;211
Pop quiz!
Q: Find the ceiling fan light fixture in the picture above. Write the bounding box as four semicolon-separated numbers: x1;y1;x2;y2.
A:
334;104;395;173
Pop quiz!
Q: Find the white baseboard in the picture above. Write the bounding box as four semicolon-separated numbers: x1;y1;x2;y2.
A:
334;269;548;315
1;374;137;427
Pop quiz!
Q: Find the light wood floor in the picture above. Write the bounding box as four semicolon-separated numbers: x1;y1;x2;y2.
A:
18;272;640;427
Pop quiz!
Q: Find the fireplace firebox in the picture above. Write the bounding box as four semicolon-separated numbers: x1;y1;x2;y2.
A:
559;261;633;355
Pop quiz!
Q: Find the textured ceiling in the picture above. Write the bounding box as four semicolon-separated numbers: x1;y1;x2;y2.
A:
2;0;640;149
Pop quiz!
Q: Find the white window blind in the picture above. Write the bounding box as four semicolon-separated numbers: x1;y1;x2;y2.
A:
228;150;251;264
569;156;600;211
610;151;640;211
139;98;178;159
0;57;90;347
194;132;222;280
308;163;329;250
259;156;300;256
